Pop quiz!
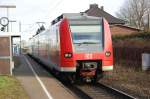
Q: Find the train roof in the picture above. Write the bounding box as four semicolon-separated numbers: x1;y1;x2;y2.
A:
51;13;102;25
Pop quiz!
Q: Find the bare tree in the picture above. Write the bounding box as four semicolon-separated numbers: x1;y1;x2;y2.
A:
116;0;150;29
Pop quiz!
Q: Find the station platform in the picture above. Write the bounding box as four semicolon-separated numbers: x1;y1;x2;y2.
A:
13;55;76;99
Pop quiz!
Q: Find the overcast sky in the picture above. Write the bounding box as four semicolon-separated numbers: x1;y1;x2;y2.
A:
0;0;125;40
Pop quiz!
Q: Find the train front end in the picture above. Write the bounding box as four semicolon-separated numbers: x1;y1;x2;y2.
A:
60;14;113;82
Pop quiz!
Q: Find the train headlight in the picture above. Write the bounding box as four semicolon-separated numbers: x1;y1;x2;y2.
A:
105;51;111;57
64;53;72;58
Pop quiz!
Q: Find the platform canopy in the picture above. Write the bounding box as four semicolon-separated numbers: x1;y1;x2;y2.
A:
0;32;21;37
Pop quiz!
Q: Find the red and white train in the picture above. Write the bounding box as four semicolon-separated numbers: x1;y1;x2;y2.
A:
28;13;113;82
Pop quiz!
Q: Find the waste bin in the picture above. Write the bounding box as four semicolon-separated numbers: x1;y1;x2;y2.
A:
142;53;150;71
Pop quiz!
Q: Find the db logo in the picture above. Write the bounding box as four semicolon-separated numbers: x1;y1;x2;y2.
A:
85;53;93;59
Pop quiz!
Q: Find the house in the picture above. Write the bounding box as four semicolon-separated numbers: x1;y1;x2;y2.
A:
84;4;141;35
110;25;141;35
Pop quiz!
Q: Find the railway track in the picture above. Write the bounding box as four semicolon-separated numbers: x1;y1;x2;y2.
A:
28;55;136;99
65;83;136;99
95;83;136;99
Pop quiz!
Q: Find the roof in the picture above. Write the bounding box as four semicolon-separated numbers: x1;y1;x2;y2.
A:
63;13;101;19
51;13;102;25
0;32;21;37
84;4;126;25
111;24;142;31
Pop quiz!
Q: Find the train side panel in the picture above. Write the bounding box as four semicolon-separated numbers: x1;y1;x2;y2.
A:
48;25;61;69
59;19;76;72
30;28;61;71
102;19;113;71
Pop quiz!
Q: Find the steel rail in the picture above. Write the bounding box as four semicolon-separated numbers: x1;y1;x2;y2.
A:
96;83;136;99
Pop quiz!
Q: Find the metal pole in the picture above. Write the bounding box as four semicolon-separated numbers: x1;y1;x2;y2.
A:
11;21;12;32
148;14;150;31
7;8;9;32
9;20;17;32
20;36;21;54
19;21;21;32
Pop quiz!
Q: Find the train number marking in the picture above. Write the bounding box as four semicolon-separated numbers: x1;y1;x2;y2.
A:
85;54;93;59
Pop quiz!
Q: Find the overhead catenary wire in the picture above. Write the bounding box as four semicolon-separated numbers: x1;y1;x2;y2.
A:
48;0;64;16
22;0;64;36
21;23;37;32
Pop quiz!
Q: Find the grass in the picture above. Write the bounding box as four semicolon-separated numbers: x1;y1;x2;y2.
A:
100;65;150;98
0;75;29;99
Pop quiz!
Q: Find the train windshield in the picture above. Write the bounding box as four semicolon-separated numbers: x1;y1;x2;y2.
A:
70;25;102;44
70;25;103;52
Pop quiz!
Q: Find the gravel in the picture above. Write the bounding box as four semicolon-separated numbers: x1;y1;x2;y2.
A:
100;65;150;99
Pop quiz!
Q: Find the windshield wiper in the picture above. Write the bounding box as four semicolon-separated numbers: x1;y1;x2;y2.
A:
74;42;99;44
82;42;98;44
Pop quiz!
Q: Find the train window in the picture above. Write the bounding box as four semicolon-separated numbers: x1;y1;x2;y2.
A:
70;25;102;44
56;29;58;42
56;25;60;43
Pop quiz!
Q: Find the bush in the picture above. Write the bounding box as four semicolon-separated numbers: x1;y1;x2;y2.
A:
112;32;150;41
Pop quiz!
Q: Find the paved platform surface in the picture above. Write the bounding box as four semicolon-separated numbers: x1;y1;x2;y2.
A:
13;55;76;99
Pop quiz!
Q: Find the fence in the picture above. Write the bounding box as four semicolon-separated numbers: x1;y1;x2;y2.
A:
113;46;150;68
